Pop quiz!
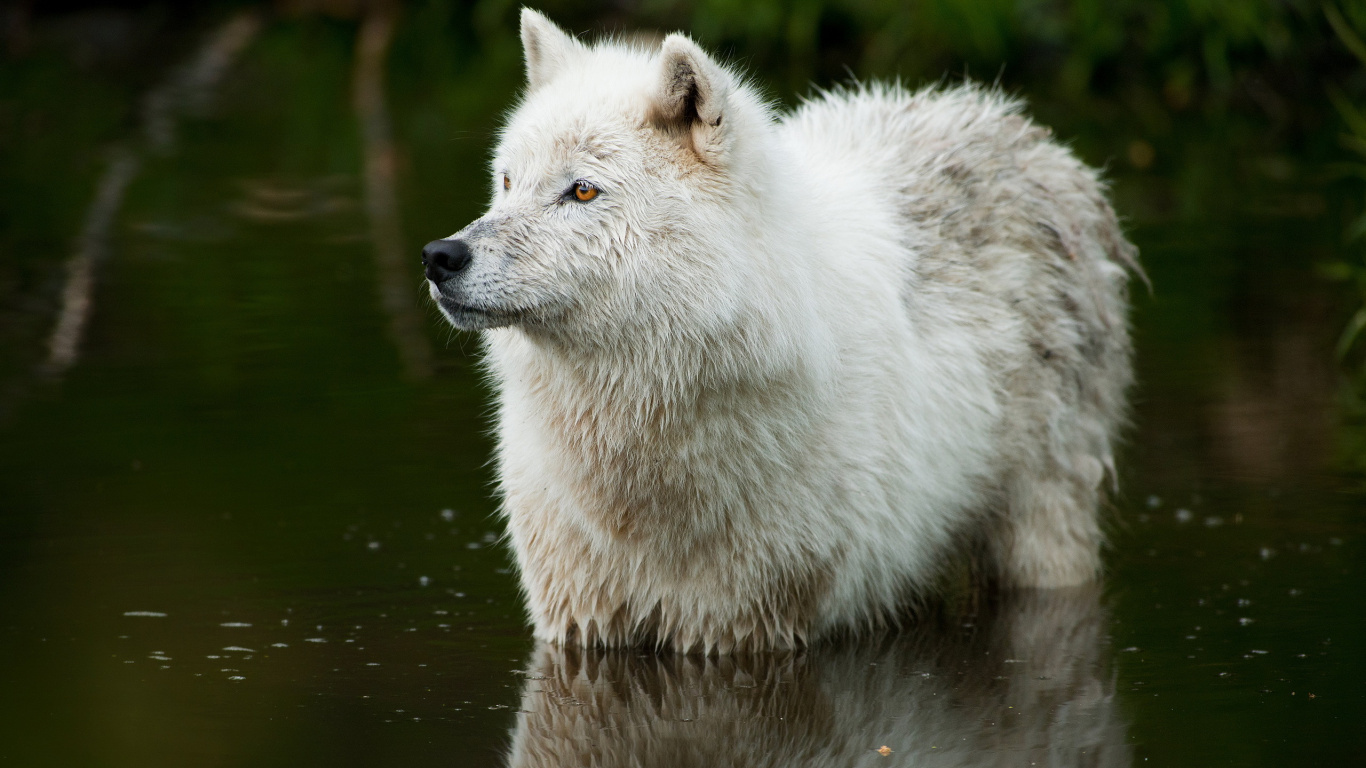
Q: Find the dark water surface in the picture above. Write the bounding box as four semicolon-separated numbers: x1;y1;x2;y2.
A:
2;6;1364;767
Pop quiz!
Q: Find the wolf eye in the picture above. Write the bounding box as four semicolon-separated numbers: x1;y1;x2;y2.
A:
571;180;598;202
502;174;510;190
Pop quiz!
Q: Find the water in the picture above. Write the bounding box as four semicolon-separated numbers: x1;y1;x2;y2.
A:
1;6;1363;766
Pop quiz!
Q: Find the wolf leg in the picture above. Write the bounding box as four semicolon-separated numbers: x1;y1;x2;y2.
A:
992;465;1104;589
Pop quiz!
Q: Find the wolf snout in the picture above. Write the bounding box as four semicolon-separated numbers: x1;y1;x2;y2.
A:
422;238;472;283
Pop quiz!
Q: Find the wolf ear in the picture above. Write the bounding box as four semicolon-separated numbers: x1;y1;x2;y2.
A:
520;9;582;91
651;34;731;164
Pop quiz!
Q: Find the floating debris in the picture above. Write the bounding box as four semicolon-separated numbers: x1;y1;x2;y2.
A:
123;611;167;618
220;622;252;628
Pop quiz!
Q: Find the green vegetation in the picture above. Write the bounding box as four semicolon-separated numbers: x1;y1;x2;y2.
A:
1319;3;1366;473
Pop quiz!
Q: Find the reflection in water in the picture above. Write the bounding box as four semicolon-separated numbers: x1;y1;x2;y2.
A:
508;588;1128;767
42;10;261;379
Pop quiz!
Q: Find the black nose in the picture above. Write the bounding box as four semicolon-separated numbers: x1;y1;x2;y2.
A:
422;238;472;282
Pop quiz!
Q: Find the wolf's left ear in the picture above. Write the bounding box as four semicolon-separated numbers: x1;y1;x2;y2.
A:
521;9;583;91
651;34;731;165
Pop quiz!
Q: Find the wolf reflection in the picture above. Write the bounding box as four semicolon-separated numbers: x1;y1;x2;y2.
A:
506;587;1128;767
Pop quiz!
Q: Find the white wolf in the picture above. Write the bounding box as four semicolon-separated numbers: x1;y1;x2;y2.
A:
423;10;1138;654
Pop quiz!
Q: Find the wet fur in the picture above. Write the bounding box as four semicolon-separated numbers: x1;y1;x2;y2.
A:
427;10;1138;653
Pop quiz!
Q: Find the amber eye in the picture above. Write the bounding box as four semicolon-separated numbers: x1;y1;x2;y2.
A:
502;174;510;191
572;181;598;202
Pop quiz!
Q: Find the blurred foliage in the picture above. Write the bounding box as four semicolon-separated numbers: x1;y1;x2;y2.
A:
1320;2;1366;474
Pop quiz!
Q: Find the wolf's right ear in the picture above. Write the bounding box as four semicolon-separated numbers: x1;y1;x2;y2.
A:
520;9;583;91
650;34;732;166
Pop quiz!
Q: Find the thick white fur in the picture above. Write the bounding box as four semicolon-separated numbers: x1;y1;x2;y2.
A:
427;10;1138;653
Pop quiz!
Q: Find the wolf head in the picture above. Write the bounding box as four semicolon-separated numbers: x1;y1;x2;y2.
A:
424;10;774;345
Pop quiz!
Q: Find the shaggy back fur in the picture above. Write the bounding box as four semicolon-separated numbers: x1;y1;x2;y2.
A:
425;10;1138;653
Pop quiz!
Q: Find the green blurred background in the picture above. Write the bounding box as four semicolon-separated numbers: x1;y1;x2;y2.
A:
1;1;1364;765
